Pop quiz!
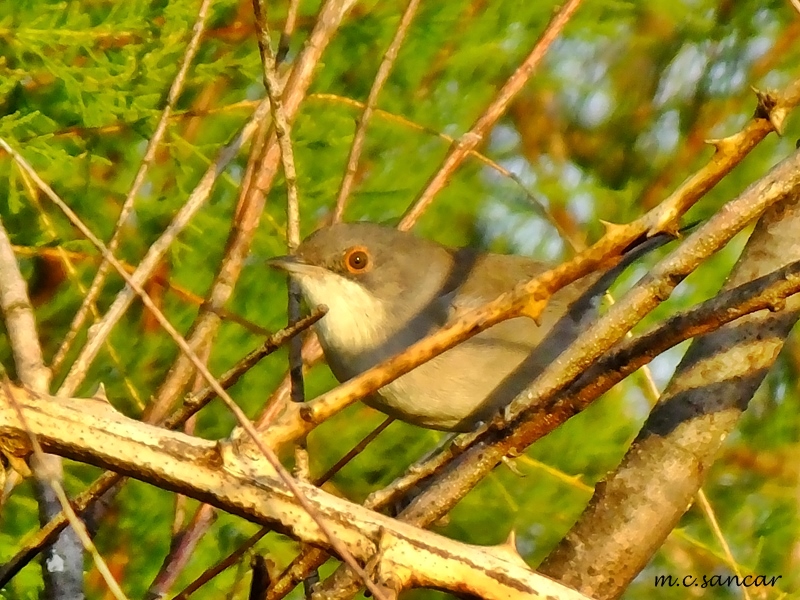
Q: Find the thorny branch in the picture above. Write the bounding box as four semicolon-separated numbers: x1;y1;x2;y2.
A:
0;383;593;600
0;308;325;588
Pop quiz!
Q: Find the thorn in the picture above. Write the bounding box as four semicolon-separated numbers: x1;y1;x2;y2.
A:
767;297;786;312
599;219;627;237
432;514;451;528
752;87;783;134
650;220;682;239
768;105;789;136
705;135;738;156
519;300;544;324
91;382;109;402
4;453;31;478
486;529;528;568
505;529;517;548
502;455;525;477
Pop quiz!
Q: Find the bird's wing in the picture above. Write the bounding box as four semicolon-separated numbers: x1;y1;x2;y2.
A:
436;252;568;353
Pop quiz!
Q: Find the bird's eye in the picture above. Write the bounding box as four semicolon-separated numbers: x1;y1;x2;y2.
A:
344;247;370;273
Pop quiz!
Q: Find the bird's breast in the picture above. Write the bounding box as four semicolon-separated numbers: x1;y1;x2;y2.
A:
294;272;390;364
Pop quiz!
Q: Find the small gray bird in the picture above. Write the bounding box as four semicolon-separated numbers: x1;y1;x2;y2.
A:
269;222;663;432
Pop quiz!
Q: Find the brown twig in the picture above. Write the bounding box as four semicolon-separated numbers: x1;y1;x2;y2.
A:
277;0;301;64
147;502;217;598
332;0;422;221
315;417;395;486
163;307;326;430
398;0;583;230
49;96;272;398
252;0;306;415
51;0;215;374
173;527;270;599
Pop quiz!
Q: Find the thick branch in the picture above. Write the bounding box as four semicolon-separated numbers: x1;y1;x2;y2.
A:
0;386;589;600
539;179;800;599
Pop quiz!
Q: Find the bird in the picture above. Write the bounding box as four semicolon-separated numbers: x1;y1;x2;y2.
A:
269;222;666;432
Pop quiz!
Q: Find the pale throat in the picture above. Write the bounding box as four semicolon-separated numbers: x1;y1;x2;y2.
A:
293;272;388;355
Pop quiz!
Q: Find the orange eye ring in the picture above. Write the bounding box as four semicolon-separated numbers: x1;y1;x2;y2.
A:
344;246;371;273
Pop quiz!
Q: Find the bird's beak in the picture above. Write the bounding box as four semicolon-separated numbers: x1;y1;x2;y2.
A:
267;255;323;277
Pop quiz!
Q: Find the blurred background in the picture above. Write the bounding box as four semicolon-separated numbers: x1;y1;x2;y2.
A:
1;0;799;598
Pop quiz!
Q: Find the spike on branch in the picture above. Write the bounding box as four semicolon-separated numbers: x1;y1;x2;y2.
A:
752;86;786;135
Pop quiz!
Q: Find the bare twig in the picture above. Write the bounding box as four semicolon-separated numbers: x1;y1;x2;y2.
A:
315;417;395;486
48;96;272;397
695;490;752;600
52;0;215;373
163;307;326;430
173;528;270;599
147;503;217;598
332;0;421;221
277;0;301;64
252;0;305;407
398;0;583;230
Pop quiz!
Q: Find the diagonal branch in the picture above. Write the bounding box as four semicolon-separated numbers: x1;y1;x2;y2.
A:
539;166;800;600
398;0;583;230
51;0;215;374
0;309;323;588
49;97;271;398
0;384;593;600
332;0;422;221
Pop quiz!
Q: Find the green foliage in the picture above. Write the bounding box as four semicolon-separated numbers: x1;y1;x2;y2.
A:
1;0;800;598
